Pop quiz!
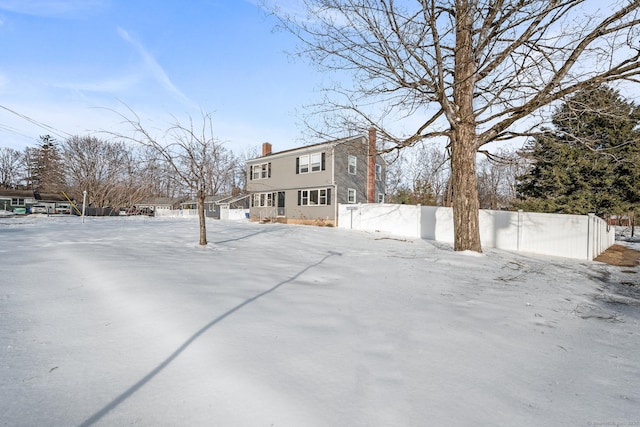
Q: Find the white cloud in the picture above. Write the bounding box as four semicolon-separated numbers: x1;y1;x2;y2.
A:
117;27;198;110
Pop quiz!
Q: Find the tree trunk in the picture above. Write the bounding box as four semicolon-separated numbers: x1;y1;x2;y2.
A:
197;192;207;246
451;129;482;252
451;0;482;252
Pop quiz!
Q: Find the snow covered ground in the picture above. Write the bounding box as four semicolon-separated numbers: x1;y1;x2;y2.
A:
1;216;638;427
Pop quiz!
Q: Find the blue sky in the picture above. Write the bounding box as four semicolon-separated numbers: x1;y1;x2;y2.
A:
0;0;318;153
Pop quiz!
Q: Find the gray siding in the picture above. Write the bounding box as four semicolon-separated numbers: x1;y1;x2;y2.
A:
333;137;369;204
247;143;336;221
246;134;385;223
247;146;334;192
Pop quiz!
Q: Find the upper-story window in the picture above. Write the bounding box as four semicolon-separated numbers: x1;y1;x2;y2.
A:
347;188;356;203
348;155;357;175
296;152;325;174
251;162;271;180
311;153;322;172
299;155;309;173
375;164;382;181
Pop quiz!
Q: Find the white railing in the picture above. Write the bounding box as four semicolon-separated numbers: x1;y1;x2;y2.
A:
338;204;615;260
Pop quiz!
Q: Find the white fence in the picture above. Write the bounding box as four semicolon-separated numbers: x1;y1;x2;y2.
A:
154;208;249;220
338;204;615;260
220;207;250;221
154;209;199;218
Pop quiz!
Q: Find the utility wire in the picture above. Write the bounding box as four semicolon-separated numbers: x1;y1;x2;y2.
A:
0;104;72;140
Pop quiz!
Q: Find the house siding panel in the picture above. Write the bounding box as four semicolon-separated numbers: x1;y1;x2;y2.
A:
246;132;385;225
334;137;368;204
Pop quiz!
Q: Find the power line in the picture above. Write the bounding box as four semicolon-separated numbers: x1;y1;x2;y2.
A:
0;104;72;140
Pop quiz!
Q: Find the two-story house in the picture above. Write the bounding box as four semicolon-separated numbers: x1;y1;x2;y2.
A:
246;129;385;226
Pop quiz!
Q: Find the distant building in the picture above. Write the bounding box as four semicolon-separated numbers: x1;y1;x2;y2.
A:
0;189;71;214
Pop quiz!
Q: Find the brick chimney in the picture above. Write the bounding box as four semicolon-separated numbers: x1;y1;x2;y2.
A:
367;128;376;203
262;142;272;156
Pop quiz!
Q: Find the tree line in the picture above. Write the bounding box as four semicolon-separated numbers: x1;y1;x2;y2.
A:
0;132;248;214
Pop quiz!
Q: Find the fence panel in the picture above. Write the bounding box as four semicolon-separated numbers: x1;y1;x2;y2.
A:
338;203;615;260
338;204;421;238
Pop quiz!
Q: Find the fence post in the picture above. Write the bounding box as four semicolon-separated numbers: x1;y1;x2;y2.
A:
517;210;523;252
587;213;595;260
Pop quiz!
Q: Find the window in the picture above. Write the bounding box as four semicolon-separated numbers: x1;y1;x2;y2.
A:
252;192;274;207
296;152;325;174
311;153;322;172
251;163;270;180
11;198;25;206
377;193;385;203
375;164;382;181
297;188;331;206
348;155;357;175
299;155;309;173
347;188;356;203
251;165;260;180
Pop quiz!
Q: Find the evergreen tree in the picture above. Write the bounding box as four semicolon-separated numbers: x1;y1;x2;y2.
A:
25;135;66;193
516;86;640;219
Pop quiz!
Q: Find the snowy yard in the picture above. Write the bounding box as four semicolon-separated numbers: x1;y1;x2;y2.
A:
1;216;639;427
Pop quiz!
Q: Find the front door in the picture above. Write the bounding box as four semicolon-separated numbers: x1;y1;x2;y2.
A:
277;191;285;216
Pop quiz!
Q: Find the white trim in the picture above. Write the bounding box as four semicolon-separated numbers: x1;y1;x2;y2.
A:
348;155;357;175
347;188;356;203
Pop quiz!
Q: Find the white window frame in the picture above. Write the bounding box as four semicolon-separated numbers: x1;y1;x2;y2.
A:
251;163;269;180
347;188;356;203
377;193;385;203
11;198;25;206
375;164;382;181
253;192;274;207
299;155;310;174
319;189;327;205
299;188;329;206
348;155;357;175
311;153;322;172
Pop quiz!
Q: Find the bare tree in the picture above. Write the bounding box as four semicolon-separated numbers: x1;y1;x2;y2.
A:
110;108;233;246
137;146;185;198
477;149;528;210
0;147;22;189
234;146;260;193
411;144;451;205
273;0;640;251
386;143;450;205
63;135;138;212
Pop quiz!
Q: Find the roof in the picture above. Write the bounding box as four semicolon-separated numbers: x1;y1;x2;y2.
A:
215;193;251;205
137;197;183;206
180;193;247;205
0;189;67;201
247;134;366;164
